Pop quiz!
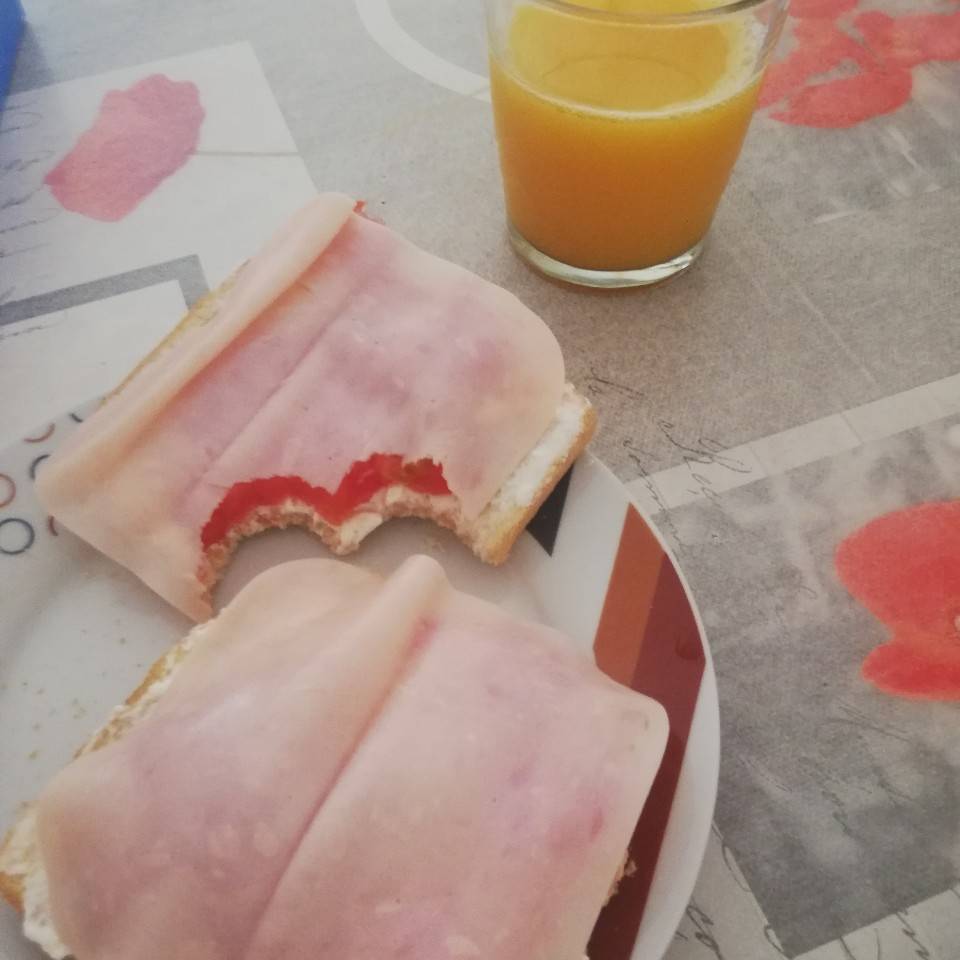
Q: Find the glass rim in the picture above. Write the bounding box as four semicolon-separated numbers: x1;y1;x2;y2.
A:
503;0;777;25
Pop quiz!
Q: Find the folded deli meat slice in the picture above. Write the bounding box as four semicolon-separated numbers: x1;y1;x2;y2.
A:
37;560;438;960
32;557;668;960
36;194;593;620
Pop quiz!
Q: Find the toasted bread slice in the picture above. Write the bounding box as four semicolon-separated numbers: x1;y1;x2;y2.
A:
0;560;626;960
106;272;596;609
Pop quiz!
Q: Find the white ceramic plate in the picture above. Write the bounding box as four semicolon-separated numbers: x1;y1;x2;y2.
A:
0;411;717;960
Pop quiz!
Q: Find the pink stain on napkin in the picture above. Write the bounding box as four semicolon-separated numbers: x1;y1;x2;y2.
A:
836;502;960;700
45;74;204;221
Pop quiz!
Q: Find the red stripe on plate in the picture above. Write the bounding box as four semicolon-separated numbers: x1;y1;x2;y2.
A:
593;505;665;686
589;505;706;960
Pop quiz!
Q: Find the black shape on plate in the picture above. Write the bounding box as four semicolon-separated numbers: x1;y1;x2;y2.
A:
525;464;574;556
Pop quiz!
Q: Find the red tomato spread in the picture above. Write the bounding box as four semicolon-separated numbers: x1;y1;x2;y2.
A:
201;454;449;548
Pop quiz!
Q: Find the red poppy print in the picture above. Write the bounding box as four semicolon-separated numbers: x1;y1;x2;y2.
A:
836;501;960;700
45;74;204;222
761;1;960;128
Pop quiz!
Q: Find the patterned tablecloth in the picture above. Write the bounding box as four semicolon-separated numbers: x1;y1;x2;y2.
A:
3;1;960;958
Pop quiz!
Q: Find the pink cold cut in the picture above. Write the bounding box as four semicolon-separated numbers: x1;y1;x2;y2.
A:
35;194;566;620
36;556;669;960
45;74;203;221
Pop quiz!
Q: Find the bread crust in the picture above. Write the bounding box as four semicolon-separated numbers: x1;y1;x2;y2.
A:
0;636;193;913
0;845;22;911
471;400;597;566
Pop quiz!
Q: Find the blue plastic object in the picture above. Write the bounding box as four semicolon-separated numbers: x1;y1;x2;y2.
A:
0;0;25;108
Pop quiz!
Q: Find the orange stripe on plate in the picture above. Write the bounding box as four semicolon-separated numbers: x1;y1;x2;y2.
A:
593;505;665;685
589;505;706;960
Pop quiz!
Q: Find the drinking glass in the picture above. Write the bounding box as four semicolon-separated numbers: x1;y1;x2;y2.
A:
485;0;788;287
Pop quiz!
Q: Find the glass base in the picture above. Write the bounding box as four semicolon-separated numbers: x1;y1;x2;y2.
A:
507;223;704;289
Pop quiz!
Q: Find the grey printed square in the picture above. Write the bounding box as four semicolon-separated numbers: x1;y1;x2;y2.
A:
662;415;960;957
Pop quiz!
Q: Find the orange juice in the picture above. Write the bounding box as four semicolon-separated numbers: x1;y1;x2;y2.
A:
489;0;762;271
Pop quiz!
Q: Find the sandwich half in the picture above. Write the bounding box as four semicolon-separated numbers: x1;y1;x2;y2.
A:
35;193;596;620
0;556;667;960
